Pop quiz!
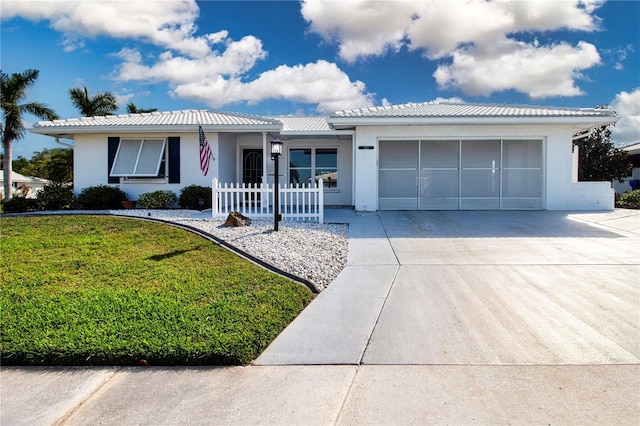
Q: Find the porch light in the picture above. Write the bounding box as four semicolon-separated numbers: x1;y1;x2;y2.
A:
270;138;283;157
270;137;283;231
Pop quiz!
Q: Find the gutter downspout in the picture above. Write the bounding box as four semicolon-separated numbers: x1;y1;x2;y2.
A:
55;137;74;148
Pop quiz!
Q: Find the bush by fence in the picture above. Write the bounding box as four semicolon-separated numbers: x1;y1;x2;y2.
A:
178;185;211;210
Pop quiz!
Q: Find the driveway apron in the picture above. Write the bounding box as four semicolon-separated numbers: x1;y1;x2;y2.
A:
256;211;399;365
257;209;640;366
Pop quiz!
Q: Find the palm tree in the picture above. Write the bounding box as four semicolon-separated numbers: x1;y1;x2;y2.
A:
126;102;157;114
69;86;118;117
1;69;59;202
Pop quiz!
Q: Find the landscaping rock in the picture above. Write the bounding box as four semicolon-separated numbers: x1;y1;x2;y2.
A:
224;211;252;227
179;219;348;292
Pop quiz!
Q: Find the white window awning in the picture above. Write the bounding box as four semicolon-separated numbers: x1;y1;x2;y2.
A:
110;138;166;177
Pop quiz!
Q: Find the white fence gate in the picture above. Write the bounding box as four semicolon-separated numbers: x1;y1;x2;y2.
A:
212;178;324;224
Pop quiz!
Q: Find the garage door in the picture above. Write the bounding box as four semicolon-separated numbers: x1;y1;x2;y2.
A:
379;139;543;210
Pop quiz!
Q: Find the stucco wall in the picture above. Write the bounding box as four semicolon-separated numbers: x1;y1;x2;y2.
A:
352;123;613;211
74;131;218;200
217;133;237;184
547;129;614;210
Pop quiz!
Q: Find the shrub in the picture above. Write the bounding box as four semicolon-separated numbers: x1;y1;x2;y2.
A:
138;190;177;209
616;190;640;209
2;196;40;213
36;185;75;210
76;185;126;209
178;185;211;210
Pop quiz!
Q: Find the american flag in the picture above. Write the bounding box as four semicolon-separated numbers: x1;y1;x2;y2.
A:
199;125;212;176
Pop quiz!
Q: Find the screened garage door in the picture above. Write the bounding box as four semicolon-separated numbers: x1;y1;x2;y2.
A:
379;139;543;210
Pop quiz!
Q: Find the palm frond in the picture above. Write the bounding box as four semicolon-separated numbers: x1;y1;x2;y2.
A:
69;86;118;116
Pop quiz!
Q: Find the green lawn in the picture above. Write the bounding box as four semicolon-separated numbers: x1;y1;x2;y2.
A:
0;215;313;365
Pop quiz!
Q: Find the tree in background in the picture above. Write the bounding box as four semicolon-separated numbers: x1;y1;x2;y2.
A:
1;69;59;201
13;148;73;186
69;86;117;117
573;124;631;183
126;102;157;114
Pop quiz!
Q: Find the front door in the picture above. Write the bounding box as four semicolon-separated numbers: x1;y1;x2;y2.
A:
242;149;263;204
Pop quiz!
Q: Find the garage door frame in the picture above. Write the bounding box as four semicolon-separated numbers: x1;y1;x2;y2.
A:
378;138;544;210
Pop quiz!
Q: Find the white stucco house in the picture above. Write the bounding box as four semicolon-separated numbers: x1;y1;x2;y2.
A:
0;171;49;199
613;142;640;194
30;101;618;211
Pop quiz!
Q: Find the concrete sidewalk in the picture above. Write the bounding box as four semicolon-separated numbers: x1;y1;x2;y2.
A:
2;364;638;425
2;209;639;425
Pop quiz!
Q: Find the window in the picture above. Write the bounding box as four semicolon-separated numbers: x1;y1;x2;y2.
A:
110;138;166;178
315;149;338;188
289;148;338;188
289;149;311;185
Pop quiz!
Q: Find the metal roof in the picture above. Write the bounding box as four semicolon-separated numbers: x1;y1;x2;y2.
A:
623;143;640;155
330;102;618;119
32;109;282;132
30;103;618;138
274;116;332;132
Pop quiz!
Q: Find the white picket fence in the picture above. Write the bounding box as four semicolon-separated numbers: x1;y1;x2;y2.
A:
212;178;324;224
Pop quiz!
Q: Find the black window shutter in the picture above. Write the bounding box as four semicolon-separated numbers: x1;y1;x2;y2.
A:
107;137;120;184
168;137;181;183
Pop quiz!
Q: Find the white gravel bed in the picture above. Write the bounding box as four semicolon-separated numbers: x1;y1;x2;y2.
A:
32;209;349;292
176;219;348;292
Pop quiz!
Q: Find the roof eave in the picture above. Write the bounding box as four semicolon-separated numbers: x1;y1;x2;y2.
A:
30;123;283;137
279;130;355;137
327;116;618;127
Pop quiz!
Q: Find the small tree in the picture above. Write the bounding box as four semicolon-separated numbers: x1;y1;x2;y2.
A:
573;124;631;183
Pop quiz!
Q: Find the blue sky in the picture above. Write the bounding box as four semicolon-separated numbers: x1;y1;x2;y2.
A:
2;0;639;158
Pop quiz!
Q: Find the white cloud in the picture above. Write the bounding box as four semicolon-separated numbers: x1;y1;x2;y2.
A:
434;38;601;98
404;1;516;59
169;60;373;113
5;0;374;112
242;61;373;113
2;0;210;57
302;0;605;98
610;44;634;71
432;97;466;104
114;34;267;84
301;0;415;62
115;93;135;107
611;88;640;145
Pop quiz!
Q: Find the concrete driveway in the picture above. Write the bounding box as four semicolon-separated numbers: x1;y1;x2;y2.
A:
257;209;640;365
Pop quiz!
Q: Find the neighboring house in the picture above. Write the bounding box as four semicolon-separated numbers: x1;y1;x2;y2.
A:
0;171;49;199
613;142;640;194
30;101;618;211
